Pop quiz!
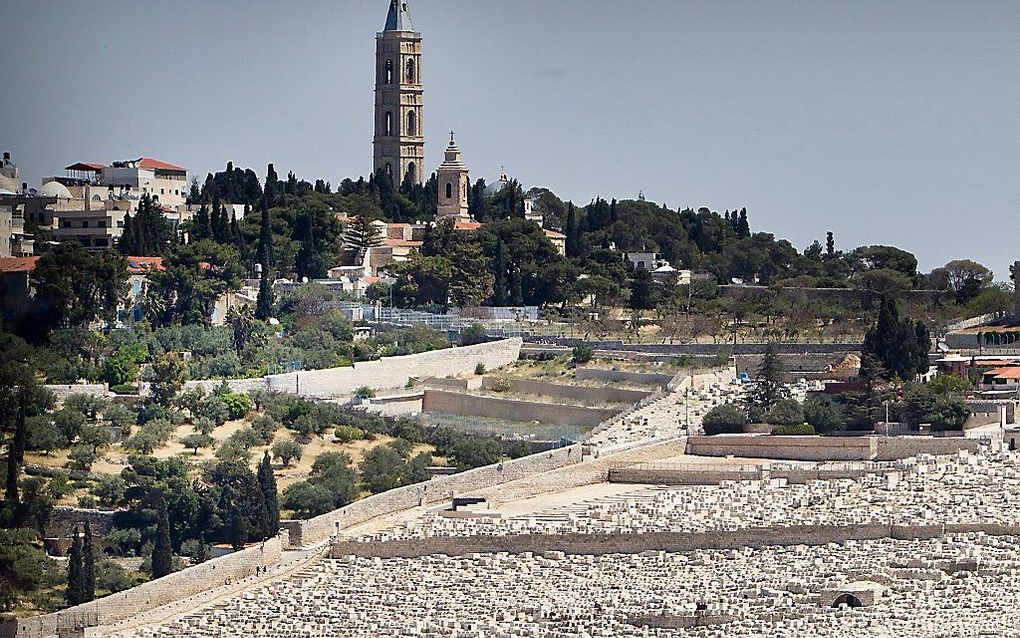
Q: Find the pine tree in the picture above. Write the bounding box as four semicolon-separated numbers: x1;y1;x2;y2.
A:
82;521;95;602
151;502;173;579
257;452;279;539
342;216;383;255
66;525;84;605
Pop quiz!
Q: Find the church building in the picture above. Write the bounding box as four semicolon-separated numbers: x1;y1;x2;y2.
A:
373;0;424;186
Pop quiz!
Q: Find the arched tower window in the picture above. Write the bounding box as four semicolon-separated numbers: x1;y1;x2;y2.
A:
384;112;393;136
407;111;417;136
406;162;417;183
445;182;453;199
385;59;394;84
385;163;393;176
406;58;416;84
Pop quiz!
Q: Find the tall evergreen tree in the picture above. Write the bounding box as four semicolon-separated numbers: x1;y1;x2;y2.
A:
65;525;84;605
192;204;210;242
736;208;750;238
4;447;17;504
5;392;25;503
265;163;279;207
82;521;95;602
151;501;173;578
257;452;279;539
826;231;836;257
746;342;790;418
565;204;579;258
492;239;508;306
861;297;929;381
228;505;248;550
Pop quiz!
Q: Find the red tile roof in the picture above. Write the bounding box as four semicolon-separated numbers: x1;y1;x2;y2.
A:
543;228;566;239
361;276;381;285
984;367;1020;380
454;221;482;231
383;238;422;248
125;256;165;274
0;257;40;273
137;158;186;172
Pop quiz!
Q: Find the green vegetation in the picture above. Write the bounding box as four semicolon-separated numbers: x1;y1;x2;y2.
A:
702;403;747;435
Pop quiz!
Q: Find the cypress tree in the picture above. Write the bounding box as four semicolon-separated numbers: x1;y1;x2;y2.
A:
151;502;173;578
736;208;750;238
265;163;278;206
4;449;17;504
66;525;84;605
228;505;248;550
257;452;279;539
492;239;508;306
565;204;578;258
257;196;273;268
82;521;95;602
609;199;618;226
746;342;790;418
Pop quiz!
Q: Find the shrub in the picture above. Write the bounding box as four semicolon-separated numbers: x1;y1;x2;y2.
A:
702;403;747;435
929;395;970;432
571;343;594;365
334;425;365;444
67;445;98;471
198;395;230;425
763;399;805;426
354;386;376;400
488;376;513;393
474;363;486;376
460;323;488;346
222;392;254;420
92;475;127;507
771;423;817;436
109;384;139;395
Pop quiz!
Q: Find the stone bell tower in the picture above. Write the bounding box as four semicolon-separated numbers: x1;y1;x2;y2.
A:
436;132;470;222
373;0;424;186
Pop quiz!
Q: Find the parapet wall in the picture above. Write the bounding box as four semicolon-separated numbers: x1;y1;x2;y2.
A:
421;390;618;427
184;338;522;399
285;445;582;548
328;523;1020;560
2;538;280;638
480;378;653;405
687;435;982;462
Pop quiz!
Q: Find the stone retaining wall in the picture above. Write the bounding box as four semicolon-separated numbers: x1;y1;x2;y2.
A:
328;523;1020;560
687;435;982;461
609;466;885;486
44;384;109;401
184;338;522;399
574;368;675;386
284;446;582;548
422;390;618;427
480;378;653;405
1;538;280;638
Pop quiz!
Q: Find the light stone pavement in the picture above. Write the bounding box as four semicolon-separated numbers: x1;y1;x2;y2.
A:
113;535;1020;637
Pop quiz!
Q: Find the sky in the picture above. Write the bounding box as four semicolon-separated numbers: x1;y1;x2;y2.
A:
2;0;1018;279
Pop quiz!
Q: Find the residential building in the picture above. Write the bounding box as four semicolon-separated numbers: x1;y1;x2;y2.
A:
122;256;164;323
0;202;33;257
51;208;128;250
0;256;39;326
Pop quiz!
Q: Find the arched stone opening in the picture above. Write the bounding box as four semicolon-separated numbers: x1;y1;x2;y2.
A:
831;593;864;609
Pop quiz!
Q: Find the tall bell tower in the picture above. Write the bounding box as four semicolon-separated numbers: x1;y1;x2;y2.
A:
374;0;424;186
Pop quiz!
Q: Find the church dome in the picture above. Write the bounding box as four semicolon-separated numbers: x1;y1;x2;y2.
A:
38;181;73;198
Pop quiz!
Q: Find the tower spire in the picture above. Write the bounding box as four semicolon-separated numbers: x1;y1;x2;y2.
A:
384;0;414;32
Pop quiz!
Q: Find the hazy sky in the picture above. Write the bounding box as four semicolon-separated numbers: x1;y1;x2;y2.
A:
3;1;1018;278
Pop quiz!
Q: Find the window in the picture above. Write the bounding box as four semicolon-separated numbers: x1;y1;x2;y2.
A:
385;163;393;176
385;59;393;84
445;182;453;199
117;220;124;228
62;220;70;228
82;221;89;229
406;58;416;84
161;188;165;195
406;162;417;183
385;111;393;136
94;238;108;247
98;220;106;228
407;110;416;136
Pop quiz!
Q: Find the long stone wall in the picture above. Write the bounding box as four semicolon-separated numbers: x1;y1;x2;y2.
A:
608;465;887;486
44;384;109;401
328;523;1020;560
480;378;653;405
284;445;582;548
184;338;522;398
421;390;618;427
574;368;675;386
686;435;982;462
2;538;280;638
